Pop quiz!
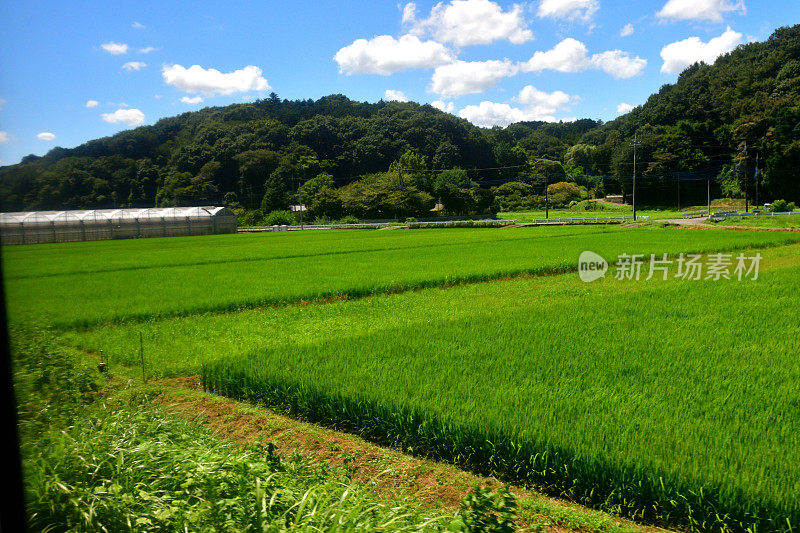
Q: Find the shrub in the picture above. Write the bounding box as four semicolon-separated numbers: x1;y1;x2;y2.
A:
264;210;295;226
339;215;360;224
547;182;582;208
239;209;264;226
449;485;518;533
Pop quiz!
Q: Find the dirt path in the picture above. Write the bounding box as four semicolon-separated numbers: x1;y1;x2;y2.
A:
154;377;672;533
660;217;712;226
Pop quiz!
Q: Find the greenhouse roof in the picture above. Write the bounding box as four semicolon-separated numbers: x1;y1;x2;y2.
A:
0;206;232;225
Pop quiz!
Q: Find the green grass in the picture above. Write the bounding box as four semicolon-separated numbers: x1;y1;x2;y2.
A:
11;225;800;531
710;213;800;228
5;226;800;329
59;242;800;531
498;206;689;222
14;327;458;532
194;254;800;532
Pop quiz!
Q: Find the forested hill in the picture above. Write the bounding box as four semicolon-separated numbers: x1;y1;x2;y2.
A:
0;93;600;212
580;24;800;201
1;24;798;212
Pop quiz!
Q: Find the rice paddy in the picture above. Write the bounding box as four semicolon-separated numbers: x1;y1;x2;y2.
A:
7;225;800;531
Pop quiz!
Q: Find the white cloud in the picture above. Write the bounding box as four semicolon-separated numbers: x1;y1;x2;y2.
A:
334;34;454;75
180;96;204;104
660;27;742;74
132;21;145;29
402;3;417;23
458;100;566;127
139;46;158;54
101;108;145;127
591;50;647;78
101;41;128;55
0;98;7;110
430;59;517;96
162;64;270;95
459;101;532;127
620;23;634;37
521;38;646;78
406;0;533;46
0;131;11;143
384;89;409;102
37;132;56;141
617;102;635;113
537;0;599;22
459;84;575;127
86;99;99;108
516;85;573;111
517;85;575;120
122;61;147;71
522;38;590;72
431;100;455;113
657;0;745;22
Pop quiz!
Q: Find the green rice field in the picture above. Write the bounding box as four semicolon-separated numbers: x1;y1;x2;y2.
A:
5;226;800;329
6;225;800;531
710;214;800;228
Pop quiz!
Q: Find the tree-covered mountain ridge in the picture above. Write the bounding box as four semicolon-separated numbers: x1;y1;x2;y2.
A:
1;24;798;213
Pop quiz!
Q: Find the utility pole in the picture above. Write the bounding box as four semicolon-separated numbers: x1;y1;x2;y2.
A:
631;132;641;221
298;180;304;229
398;167;404;189
741;141;749;213
676;175;681;211
754;152;759;207
545;175;549;219
707;178;711;216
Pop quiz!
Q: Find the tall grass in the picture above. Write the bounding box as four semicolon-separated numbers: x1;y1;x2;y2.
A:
24;406;458;532
195;259;800;531
13;328;455;532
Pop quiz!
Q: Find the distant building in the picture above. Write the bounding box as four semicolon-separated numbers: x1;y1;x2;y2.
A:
0;206;237;245
289;204;307;212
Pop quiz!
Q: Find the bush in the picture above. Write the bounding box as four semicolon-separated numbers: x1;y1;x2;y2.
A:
339;215;359;224
264;210;295;226
769;199;797;212
547;182;583;208
569;200;607;212
238;209;264;226
449;485;517;533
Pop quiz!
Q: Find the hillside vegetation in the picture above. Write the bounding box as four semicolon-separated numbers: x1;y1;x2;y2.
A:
1;25;798;215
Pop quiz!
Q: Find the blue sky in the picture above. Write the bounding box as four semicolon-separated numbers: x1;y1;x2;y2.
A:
0;0;797;166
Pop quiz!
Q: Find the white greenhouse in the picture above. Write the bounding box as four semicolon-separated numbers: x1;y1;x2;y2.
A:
0;206;237;245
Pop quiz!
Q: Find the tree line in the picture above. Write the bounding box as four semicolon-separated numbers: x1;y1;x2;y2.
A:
1;24;798;218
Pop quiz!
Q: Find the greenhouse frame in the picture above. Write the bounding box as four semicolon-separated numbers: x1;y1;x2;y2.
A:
0;206;237;245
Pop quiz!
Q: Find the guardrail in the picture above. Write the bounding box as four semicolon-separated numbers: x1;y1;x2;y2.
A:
525;216;649;225
709;211;799;219
682;211;707;218
239;220;520;232
239;216;651;232
407;219;517;228
710;209;738;217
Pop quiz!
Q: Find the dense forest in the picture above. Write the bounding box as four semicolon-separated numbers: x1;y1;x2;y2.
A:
1;24;798;220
